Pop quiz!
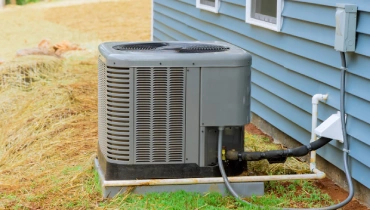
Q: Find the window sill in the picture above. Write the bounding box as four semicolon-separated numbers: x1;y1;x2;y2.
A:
246;17;281;32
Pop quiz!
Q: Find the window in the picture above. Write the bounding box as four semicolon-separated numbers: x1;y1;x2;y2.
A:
246;0;284;31
196;0;220;13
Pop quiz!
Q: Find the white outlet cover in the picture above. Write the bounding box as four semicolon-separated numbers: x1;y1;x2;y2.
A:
315;112;344;143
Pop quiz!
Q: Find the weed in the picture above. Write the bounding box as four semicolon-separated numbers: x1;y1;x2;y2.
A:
62;165;82;175
26;194;46;202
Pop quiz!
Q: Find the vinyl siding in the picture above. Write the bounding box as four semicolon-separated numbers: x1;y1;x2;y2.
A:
153;0;370;189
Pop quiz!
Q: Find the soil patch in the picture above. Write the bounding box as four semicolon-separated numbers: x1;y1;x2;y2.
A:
315;178;369;210
245;123;273;141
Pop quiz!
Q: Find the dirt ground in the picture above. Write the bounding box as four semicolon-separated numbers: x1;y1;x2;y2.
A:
245;124;369;210
0;0;150;61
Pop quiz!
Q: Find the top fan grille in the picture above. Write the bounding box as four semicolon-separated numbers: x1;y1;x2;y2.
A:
112;42;230;53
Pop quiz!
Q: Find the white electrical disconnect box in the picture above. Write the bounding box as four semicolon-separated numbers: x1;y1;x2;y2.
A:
334;4;357;52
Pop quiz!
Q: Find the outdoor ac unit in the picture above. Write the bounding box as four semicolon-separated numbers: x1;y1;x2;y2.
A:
97;41;252;180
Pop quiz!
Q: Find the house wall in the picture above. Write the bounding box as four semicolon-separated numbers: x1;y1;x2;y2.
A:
153;0;370;194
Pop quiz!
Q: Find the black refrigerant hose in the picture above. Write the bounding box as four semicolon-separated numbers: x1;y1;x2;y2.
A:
226;137;332;162
217;52;354;209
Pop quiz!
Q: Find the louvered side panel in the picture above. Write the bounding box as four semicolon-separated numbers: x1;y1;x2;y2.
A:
135;67;152;163
168;68;185;162
98;59;108;158
105;67;133;163
134;67;185;164
152;68;168;162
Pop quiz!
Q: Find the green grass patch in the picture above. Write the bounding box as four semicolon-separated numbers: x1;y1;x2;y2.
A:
105;181;331;209
258;180;333;208
92;178;333;209
98;191;242;210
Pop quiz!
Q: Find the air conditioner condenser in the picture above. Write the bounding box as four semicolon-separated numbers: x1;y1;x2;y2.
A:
97;41;252;181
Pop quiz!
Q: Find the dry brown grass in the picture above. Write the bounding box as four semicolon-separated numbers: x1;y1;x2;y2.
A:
244;132;310;175
0;0;151;60
0;56;62;89
44;1;151;42
0;0;150;208
0;55;101;209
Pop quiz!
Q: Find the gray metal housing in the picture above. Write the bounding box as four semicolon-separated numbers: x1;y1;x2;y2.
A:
98;41;252;167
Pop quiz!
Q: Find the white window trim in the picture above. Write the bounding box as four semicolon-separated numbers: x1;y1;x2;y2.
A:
196;0;220;13
245;0;284;32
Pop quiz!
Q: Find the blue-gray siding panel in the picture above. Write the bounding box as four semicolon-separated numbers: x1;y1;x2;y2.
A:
153;28;176;40
289;0;370;12
246;50;370;149
347;54;370;80
154;20;194;40
356;34;370;57
156;1;370;78
154;1;370;132
155;0;370;120
358;12;370;34
219;1;244;20
283;0;370;35
222;0;244;7
282;18;370;58
251;55;370;126
282;18;335;46
154;0;370;189
283;1;335;27
253;74;370;168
